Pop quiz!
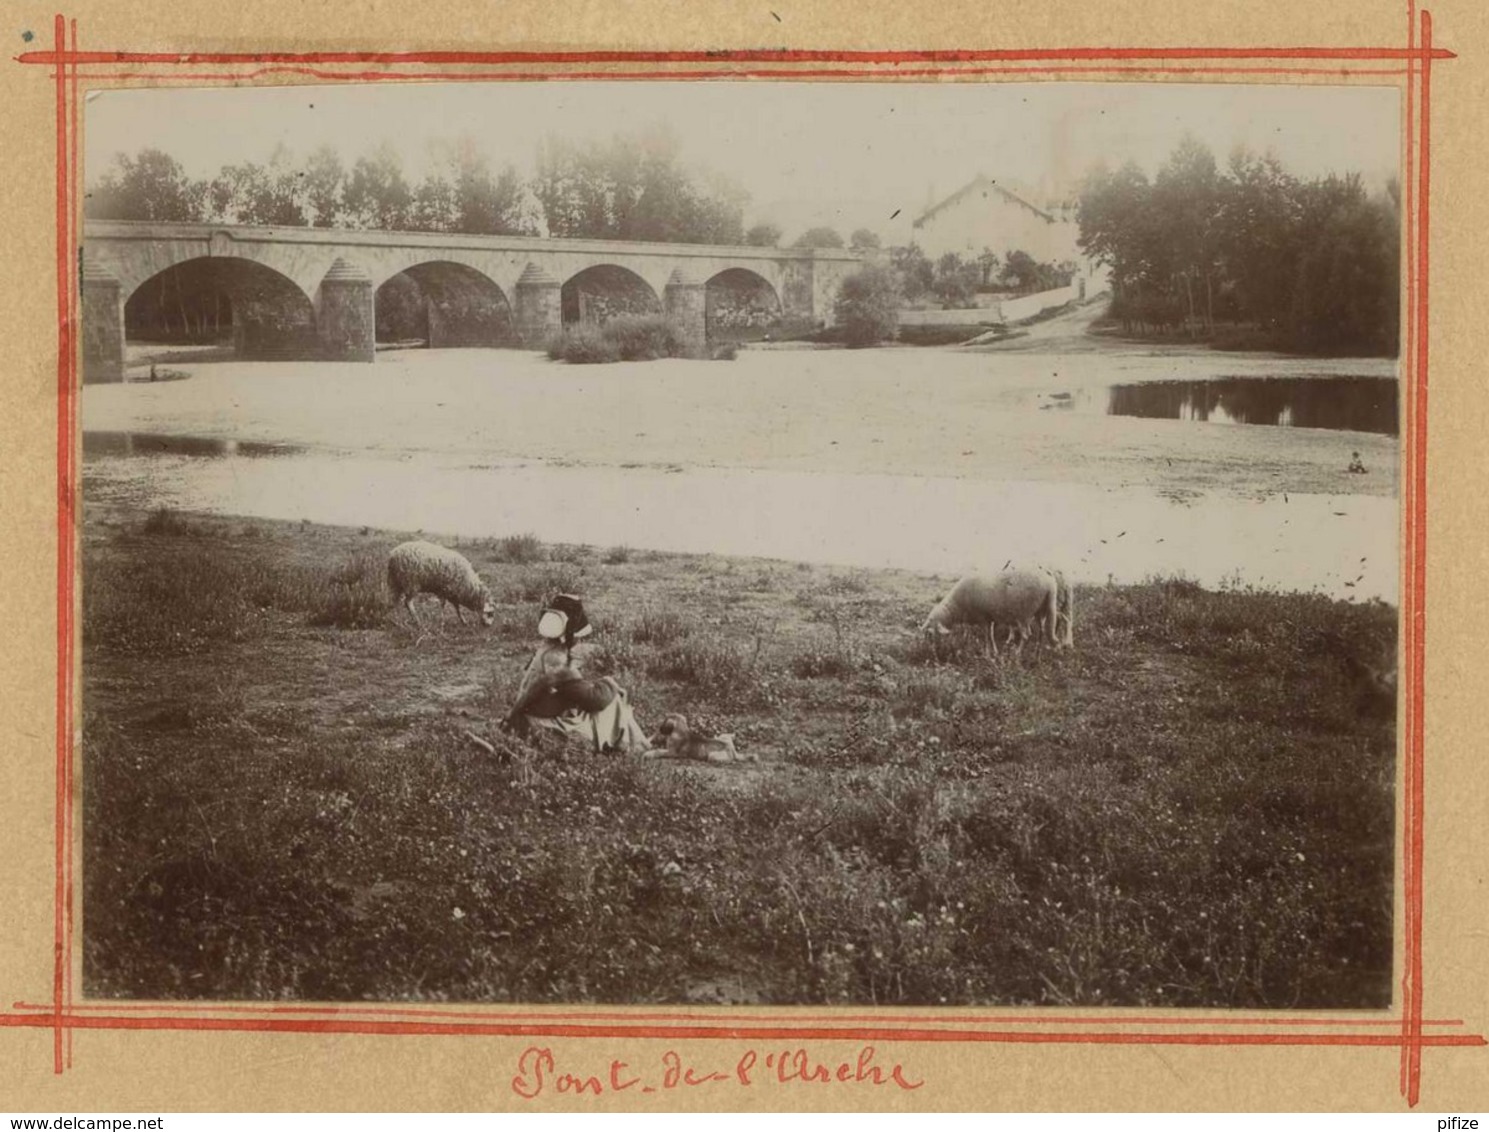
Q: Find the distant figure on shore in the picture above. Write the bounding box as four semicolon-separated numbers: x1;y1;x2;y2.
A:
1348;451;1368;474
149;364;158;383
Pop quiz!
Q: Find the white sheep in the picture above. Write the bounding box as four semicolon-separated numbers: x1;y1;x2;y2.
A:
1035;566;1076;649
386;540;495;626
921;568;1064;656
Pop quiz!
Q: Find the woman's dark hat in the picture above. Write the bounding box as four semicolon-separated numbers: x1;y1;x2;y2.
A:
538;593;592;640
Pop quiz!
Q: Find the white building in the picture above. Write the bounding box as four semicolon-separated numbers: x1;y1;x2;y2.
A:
910;175;1106;294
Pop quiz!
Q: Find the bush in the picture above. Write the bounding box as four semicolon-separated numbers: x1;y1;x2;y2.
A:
309;551;389;629
546;323;620;364
141;508;195;537
833;265;901;348
546;315;697;364
604;315;689;361
491;533;544;564
628;606;689;646
308;582;389;629
505;564;587;603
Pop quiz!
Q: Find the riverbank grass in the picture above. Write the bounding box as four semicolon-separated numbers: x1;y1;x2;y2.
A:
82;505;1396;1007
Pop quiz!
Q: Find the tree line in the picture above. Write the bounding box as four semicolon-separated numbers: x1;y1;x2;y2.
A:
87;131;876;250
1078;137;1400;355
889;246;1074;308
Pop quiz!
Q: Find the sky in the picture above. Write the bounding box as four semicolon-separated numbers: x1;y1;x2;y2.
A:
85;80;1401;244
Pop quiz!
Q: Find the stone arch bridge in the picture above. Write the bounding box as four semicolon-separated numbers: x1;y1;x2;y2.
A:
81;221;865;382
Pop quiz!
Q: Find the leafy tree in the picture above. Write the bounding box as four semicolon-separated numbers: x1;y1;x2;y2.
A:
208;146;308;227
849;227;882;250
1215;148;1300;330
375;272;429;342
86;149;206;222
302;145;346;228
1153;135;1222;332
744;222;783;247
1078;160;1164;294
889;245;935;303
996;250;1071;295
833;264;901;346
533;136;607;239
427;137;533;235
1078;140;1398;353
793;226;845;249
1290;175;1400;354
343;143;414;231
409;174;458;233
533;126;744;244
976;247;1000;287
933;252;981;307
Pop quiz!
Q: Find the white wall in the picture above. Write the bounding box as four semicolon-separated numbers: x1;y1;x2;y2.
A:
897;282;1080;327
914;186;1065;263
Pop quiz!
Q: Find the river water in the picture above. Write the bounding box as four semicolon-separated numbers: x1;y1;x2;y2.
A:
83;435;1398;603
83;344;1400;603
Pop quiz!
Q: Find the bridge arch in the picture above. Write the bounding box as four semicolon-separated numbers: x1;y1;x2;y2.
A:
705;267;783;342
123;257;318;361
560;264;662;328
82;221;868;379
374;261;515;349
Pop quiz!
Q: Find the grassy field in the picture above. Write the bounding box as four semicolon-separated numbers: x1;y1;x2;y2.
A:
82;503;1397;1008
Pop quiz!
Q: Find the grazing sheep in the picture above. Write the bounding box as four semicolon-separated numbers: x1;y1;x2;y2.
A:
921;568;1062;656
1035;566;1075;649
386;540;495;626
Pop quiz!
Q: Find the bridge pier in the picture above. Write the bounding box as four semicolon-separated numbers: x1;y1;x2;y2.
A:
515;264;561;348
316;258;376;362
779;259;819;329
664;268;707;353
81;256;125;384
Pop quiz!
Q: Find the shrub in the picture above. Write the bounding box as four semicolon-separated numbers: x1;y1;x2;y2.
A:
604;315;690;361
628;606;689;646
505;564;587;603
549;543;593;564
84;548;256;655
547;315;697;364
309;582;389;630
491;533;544;564
307;550;389;629
648;638;754;686
833;265;901;348
790;648;858;679
141;508;195;537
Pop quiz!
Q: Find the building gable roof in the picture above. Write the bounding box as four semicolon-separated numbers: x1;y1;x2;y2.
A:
912;175;1056;229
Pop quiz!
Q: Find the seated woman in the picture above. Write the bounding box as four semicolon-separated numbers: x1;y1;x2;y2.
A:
503;593;650;754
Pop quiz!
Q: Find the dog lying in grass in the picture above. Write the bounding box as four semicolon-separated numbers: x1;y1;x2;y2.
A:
643;714;757;764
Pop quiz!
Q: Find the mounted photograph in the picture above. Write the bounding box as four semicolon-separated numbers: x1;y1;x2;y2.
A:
79;77;1401;1008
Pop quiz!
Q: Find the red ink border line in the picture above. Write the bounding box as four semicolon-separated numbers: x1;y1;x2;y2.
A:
7;1000;1468;1029
50;65;1416;84
17;10;1461;1110
1;1009;1485;1049
65;12;79;1077
10;45;1459;66
50;11;72;1081
1401;4;1433;1110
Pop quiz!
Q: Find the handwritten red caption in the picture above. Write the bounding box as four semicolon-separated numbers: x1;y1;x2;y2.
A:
511;1044;925;1099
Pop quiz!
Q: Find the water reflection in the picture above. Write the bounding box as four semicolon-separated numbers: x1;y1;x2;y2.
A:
1103;377;1398;436
84;431;304;460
